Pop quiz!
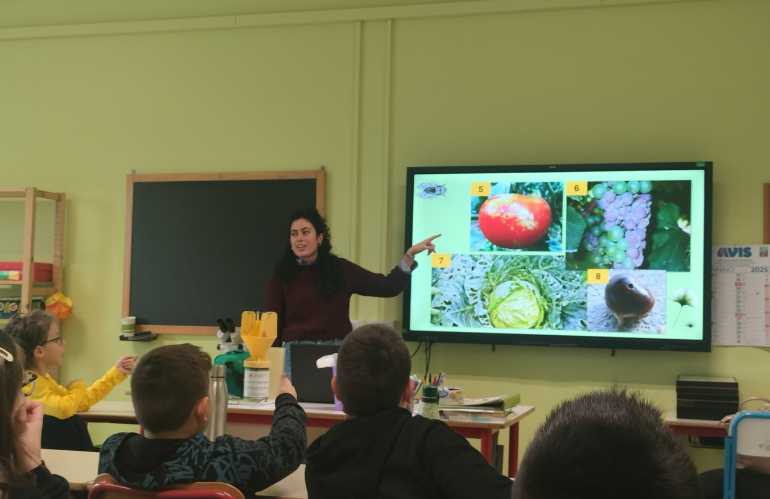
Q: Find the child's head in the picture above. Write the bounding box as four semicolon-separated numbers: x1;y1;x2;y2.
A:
4;310;62;372
131;344;211;435
0;331;25;480
334;324;411;417
515;389;701;499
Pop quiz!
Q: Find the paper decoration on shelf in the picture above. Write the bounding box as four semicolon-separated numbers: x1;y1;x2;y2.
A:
46;292;73;320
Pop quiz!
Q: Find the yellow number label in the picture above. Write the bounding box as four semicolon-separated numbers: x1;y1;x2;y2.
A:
586;268;609;284
567;181;588;196
470;182;491;196
431;253;452;268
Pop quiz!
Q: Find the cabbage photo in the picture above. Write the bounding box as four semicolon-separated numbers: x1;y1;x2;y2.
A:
430;254;587;331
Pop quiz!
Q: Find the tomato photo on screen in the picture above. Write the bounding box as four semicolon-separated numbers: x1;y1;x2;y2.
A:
470;182;563;252
478;194;552;248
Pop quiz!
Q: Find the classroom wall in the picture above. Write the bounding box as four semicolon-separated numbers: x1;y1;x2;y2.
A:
1;0;769;472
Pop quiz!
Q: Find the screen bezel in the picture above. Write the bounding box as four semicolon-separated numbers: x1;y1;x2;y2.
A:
402;162;713;352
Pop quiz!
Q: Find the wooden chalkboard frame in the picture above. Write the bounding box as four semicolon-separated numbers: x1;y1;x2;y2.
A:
122;169;326;335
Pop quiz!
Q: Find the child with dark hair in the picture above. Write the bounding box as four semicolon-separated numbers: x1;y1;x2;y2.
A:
98;343;306;496
0;330;68;499
305;324;512;499
514;389;703;499
5;310;135;450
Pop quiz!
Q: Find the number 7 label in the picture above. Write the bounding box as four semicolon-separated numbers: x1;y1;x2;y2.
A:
431;253;452;268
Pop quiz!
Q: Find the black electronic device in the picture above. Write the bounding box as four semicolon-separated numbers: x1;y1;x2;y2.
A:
289;343;340;404
676;376;739;420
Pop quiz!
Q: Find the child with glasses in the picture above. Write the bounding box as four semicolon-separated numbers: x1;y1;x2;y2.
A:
4;310;135;450
0;330;69;498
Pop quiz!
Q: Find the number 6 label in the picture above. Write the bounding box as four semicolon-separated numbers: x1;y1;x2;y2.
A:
431;253;452;268
567;181;588;196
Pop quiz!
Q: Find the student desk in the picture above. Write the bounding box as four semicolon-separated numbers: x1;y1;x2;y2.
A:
663;412;728;438
79;400;138;424
42;448;98;491
81;401;534;478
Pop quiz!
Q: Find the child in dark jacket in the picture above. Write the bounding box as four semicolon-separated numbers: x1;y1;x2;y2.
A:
98;343;306;496
305;324;512;499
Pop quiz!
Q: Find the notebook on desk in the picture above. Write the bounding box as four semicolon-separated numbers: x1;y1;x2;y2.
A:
290;343;340;404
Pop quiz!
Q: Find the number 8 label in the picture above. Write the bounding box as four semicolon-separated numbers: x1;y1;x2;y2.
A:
586;269;609;284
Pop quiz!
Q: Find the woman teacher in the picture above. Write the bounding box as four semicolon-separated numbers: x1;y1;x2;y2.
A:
264;208;438;349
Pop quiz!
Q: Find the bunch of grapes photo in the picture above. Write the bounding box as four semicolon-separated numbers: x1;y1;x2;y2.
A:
582;181;653;269
566;180;692;272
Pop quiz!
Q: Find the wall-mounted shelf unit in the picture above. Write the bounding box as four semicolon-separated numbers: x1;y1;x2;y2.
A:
0;188;65;315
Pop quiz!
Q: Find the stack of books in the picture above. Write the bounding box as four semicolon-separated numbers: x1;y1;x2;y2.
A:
439;394;520;423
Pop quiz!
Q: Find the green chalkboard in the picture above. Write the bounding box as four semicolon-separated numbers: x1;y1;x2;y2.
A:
123;171;325;334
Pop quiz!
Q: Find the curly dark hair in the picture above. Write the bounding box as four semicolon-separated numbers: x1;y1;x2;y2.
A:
274;207;343;296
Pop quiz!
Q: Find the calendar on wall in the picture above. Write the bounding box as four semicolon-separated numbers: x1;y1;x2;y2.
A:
712;245;770;346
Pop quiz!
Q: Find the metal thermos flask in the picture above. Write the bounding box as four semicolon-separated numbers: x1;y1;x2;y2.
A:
205;364;228;440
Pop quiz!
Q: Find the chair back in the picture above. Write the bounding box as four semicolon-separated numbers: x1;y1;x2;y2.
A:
89;474;245;499
723;411;770;499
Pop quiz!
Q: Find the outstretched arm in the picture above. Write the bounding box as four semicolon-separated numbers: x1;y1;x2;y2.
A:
402;234;440;268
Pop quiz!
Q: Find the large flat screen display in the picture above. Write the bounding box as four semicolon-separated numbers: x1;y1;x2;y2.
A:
403;162;712;351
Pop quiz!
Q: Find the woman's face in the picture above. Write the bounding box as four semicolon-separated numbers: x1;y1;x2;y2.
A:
290;218;323;263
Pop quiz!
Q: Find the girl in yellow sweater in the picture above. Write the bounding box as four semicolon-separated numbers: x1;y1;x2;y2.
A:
5;310;135;420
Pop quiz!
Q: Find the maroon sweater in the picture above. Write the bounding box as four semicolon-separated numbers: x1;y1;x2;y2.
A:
264;257;410;343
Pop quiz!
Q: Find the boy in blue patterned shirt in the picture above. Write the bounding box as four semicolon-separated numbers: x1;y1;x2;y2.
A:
99;343;306;495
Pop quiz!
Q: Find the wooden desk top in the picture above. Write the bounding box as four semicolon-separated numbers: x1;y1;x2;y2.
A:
228;400;347;421
663;411;726;428
42;448;99;491
84;400;535;431
80;400;138;424
663;411;728;438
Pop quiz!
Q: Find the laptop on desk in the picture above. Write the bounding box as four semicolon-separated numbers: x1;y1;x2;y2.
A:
289;343;340;404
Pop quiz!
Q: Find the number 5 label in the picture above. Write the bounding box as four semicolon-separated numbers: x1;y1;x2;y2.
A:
470;182;491;196
431;253;452;268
